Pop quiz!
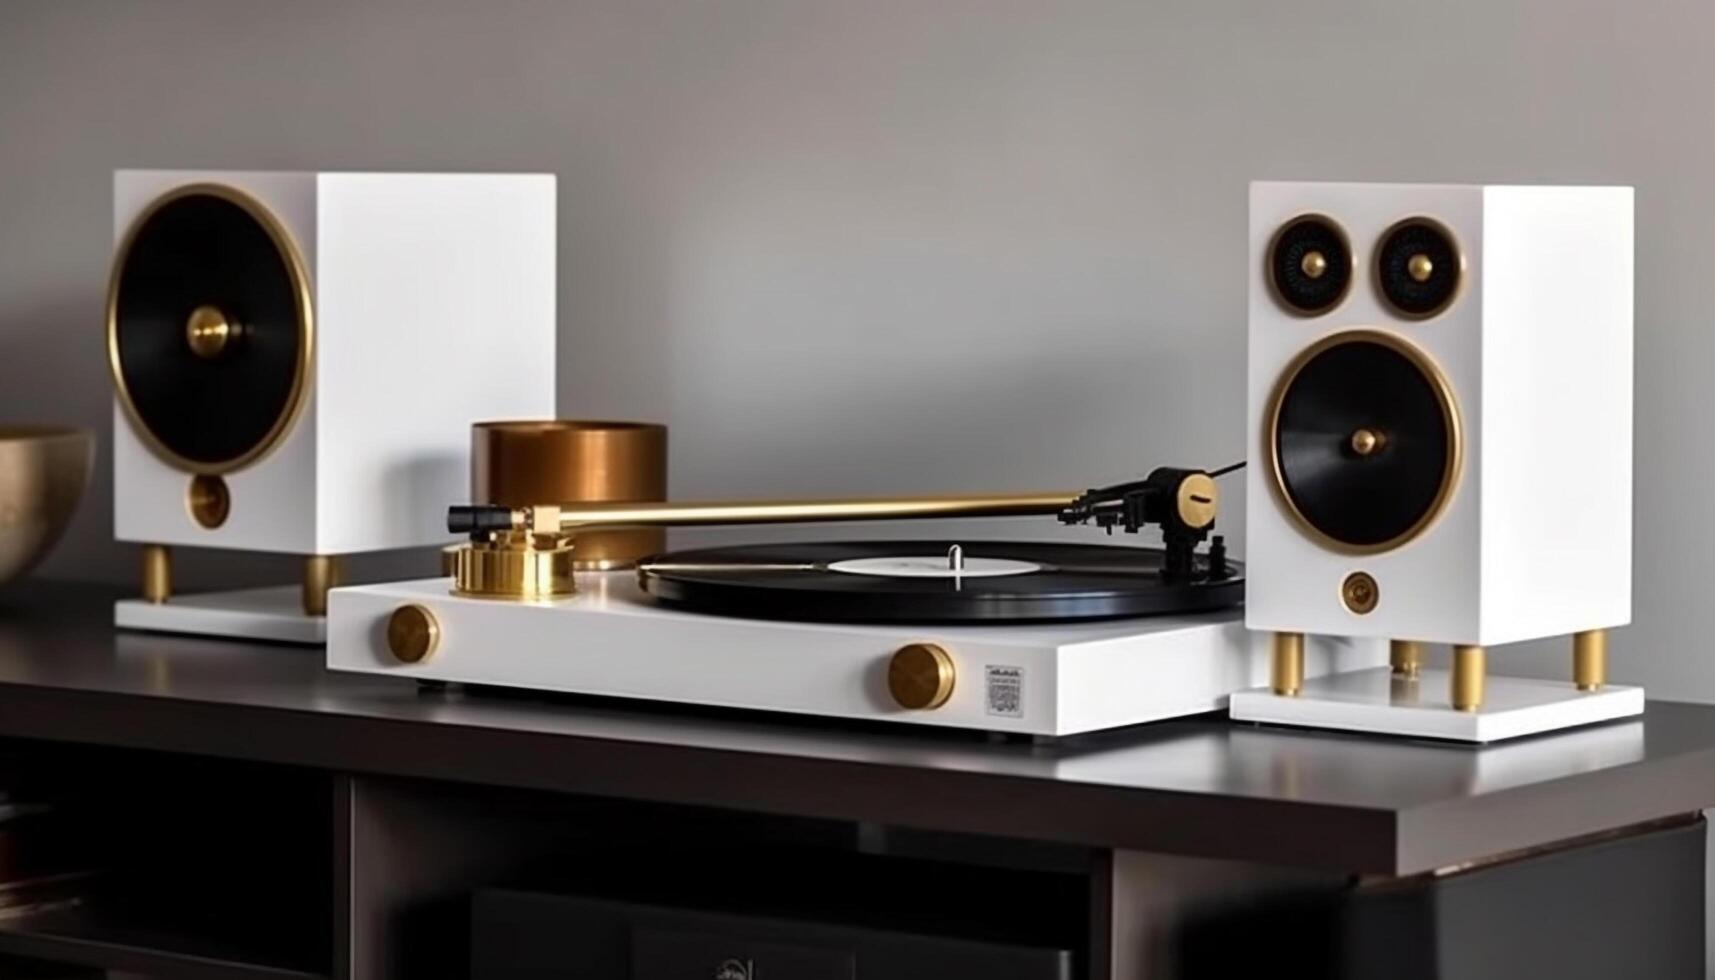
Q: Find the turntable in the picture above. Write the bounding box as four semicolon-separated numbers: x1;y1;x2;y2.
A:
327;464;1383;736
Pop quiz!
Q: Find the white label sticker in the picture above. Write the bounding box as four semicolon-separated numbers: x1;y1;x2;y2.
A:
985;665;1024;718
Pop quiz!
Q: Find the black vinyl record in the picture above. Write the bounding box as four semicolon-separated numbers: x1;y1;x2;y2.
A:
637;541;1243;623
109;187;310;472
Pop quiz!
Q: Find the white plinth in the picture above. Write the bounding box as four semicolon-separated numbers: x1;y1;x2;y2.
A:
115;586;326;645
1227;666;1644;743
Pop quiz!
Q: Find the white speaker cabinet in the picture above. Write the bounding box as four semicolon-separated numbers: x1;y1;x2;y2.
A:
1229;182;1642;741
109;170;557;643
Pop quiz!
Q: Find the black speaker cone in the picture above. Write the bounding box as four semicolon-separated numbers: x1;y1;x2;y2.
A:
108;187;311;473
1266;215;1353;315
1376;217;1462;318
1269;332;1460;551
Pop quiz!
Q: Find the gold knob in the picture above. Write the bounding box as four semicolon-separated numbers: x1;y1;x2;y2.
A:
185;305;235;359
1300;249;1328;279
888;643;955;710
1407;253;1434;283
1349;427;1385;457
386;604;440;664
1175;472;1219;530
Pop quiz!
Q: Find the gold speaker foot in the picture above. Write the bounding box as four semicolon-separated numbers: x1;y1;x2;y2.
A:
1271;632;1305;696
140;544;171;604
1451;644;1485;712
1390;640;1422;679
302;555;344;617
1574;629;1607;691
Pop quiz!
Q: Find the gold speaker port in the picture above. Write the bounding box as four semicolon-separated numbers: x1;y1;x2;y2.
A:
1341;571;1379;615
187;474;230;529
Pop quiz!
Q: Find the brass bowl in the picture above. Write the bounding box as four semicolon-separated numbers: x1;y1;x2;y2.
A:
0;427;94;584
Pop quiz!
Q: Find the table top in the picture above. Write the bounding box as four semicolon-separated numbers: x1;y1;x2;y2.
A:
1;580;1711;876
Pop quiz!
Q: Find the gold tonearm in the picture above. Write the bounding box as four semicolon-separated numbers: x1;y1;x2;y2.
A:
444;468;1224;600
447;492;1078;599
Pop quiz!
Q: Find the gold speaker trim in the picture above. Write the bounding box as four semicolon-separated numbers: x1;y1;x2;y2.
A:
1374;215;1466;321
1265;212;1355;317
1265;328;1463;555
107;182;315;476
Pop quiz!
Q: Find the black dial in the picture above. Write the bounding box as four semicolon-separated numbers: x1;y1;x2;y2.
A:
1376;217;1462;318
109;187;310;473
1270;332;1459;551
1266;215;1353;315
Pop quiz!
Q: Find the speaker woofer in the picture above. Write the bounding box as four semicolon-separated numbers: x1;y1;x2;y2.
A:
1376;217;1462;319
107;184;313;475
1266;214;1353;316
1267;330;1461;553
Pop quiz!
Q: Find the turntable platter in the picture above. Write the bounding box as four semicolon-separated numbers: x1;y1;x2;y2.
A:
637;541;1243;623
108;185;311;473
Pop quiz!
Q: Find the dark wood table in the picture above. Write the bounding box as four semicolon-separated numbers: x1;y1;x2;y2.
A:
0;580;1708;979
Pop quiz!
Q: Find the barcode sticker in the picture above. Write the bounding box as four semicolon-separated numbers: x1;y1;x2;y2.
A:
985;665;1024;718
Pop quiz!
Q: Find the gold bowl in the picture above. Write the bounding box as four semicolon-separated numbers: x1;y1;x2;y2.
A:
0;427;94;584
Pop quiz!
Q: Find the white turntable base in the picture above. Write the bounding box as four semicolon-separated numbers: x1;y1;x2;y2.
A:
327;576;1387;736
1228;667;1644;743
115;586;327;645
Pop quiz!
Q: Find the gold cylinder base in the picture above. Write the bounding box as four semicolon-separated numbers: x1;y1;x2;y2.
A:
452;535;578;599
140;544;171;604
1574;629;1608;691
473;420;668;569
302;555;343;617
1271;632;1305;696
1390;640;1422;679
1451;644;1485;712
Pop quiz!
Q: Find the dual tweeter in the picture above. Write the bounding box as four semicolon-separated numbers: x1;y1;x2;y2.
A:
1267;215;1462;318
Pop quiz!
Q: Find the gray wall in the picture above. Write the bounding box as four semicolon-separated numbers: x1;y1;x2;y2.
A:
0;0;1707;694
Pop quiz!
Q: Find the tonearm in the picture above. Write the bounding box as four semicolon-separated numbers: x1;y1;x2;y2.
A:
445;467;1232;599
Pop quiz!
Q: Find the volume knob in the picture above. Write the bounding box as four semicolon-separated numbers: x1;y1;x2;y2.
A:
888;643;955;710
386;604;440;664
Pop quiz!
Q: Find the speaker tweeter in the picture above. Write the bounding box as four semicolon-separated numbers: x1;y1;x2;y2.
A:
1266;215;1353;316
1376;217;1462;318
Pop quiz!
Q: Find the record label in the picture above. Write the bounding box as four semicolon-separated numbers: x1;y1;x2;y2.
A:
826;556;1042;579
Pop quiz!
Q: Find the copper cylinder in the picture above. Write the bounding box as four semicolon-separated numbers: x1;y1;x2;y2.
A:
472;420;668;569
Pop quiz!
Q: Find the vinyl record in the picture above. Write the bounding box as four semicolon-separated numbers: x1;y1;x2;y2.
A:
637;541;1243;623
108;185;312;474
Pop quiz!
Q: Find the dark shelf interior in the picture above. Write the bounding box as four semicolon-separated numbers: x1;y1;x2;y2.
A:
0;740;332;979
0;904;325;979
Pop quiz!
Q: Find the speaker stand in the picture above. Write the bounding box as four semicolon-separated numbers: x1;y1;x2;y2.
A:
1228;666;1643;743
114;549;342;645
115;585;327;645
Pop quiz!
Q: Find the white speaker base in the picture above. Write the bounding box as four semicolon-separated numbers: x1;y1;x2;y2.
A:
115;586;326;645
1228;666;1644;743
